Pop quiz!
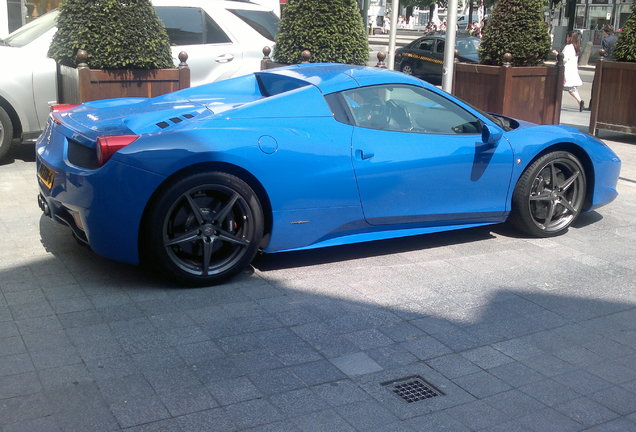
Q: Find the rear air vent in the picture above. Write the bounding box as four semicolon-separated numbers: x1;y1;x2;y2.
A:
156;113;198;129
68;139;99;169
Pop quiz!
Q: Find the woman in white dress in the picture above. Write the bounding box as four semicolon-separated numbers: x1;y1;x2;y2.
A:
556;31;585;111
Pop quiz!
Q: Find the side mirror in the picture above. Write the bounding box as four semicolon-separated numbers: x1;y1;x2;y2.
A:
481;123;503;145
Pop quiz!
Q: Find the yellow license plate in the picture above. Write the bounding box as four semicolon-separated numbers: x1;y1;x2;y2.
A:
38;163;55;189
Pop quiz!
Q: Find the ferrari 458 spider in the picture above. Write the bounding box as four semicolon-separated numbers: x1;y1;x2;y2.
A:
36;64;621;285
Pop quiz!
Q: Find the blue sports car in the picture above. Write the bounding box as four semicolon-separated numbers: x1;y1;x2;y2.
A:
36;64;621;285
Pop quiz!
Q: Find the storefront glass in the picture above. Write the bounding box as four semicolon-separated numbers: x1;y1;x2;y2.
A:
588;5;613;29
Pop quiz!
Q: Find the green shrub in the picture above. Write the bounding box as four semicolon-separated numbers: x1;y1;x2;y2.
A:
274;0;369;65
614;2;636;62
479;0;551;66
48;0;173;69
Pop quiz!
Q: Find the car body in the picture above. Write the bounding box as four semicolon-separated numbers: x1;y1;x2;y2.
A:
395;35;480;83
36;64;621;285
0;0;279;159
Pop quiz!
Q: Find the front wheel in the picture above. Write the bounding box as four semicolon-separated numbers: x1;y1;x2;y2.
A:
510;151;586;237
143;172;264;286
400;63;414;75
0;106;14;161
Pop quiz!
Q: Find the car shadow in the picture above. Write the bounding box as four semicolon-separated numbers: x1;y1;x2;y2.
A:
0;141;36;165
596;130;636;145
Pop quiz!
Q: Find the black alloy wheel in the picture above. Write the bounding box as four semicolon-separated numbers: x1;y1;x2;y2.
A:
145;172;263;286
511;151;586;237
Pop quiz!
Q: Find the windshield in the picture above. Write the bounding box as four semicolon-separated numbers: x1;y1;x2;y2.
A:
4;9;58;47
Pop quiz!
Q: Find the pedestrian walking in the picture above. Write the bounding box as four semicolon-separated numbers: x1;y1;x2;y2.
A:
602;25;618;59
554;31;585;111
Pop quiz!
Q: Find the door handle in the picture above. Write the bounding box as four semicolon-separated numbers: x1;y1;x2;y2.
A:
215;54;235;63
356;149;374;160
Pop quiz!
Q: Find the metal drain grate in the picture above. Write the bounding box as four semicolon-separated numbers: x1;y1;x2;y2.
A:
383;376;443;403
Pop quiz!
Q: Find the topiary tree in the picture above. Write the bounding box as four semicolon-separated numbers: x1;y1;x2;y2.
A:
274;0;369;65
48;0;173;70
479;0;551;66
613;2;636;62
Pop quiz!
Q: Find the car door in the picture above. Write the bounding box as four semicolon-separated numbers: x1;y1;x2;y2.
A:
413;38;435;76
341;84;514;226
154;6;242;86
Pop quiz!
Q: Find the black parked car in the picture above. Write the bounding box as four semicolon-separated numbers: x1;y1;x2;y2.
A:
395;35;480;84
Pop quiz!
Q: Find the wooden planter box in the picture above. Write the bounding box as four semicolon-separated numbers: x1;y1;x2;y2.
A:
260;46;311;70
452;58;564;125
58;50;190;104
589;59;636;136
259;46;387;71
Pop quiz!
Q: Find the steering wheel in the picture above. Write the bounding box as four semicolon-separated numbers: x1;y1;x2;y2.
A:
361;98;391;129
387;100;413;131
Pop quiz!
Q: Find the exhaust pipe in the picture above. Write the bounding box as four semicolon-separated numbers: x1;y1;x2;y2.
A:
37;194;50;216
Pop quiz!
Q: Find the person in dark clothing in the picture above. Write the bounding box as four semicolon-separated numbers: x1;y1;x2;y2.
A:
602;25;618;59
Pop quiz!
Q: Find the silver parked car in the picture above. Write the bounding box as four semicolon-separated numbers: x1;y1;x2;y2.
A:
0;0;279;160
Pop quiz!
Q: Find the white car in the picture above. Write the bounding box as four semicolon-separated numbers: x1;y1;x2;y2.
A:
0;0;279;160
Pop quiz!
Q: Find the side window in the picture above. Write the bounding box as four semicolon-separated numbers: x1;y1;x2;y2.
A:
342;86;392;130
154;7;230;45
418;40;434;51
204;12;232;44
341;85;482;134
155;7;204;45
228;9;279;41
436;41;445;54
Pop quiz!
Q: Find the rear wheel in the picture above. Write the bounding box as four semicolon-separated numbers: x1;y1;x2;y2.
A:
510;151;586;237
144;172;263;286
0;107;14;161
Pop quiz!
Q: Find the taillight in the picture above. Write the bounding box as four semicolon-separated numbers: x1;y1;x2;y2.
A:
96;135;139;166
50;104;79;125
50;104;79;113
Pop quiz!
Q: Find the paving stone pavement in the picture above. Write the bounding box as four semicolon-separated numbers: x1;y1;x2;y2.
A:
1;110;635;431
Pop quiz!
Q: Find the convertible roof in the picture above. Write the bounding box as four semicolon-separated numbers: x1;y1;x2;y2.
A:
257;63;424;94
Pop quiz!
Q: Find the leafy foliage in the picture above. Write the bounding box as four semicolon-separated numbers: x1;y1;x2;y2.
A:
48;0;173;69
613;2;636;62
479;0;551;66
274;0;369;65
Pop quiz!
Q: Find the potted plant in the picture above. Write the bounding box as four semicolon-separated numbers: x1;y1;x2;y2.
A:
452;0;564;125
48;0;189;104
270;0;368;66
589;3;636;136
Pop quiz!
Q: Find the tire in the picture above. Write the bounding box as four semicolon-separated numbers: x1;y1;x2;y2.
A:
143;171;264;286
510;151;586;237
0;106;14;161
400;63;413;75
